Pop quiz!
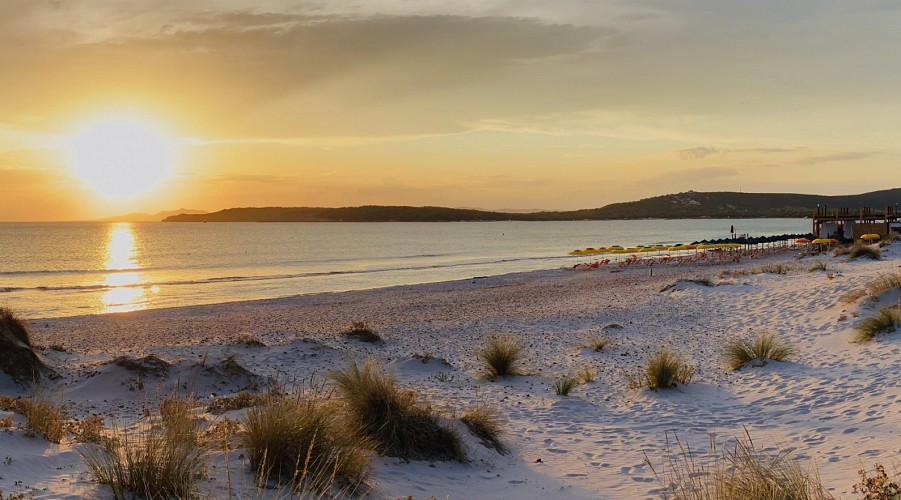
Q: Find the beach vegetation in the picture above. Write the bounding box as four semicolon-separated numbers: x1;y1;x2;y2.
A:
331;359;465;462
865;272;901;298
80;396;209;500
461;404;506;455
553;374;580;396
476;335;524;378
807;260;828;272
724;331;797;370
843;289;868;304
758;263;790;275
848;244;881;261
647;430;832;500
342;321;382;342
854;307;901;342
854;463;901;499
23;397;65;443
643;349;694;390
207;390;272;415
833;246;850;257
241;395;371;494
68;415;108;446
586;337;610;351
883;231;901;244
578;365;596;384
0;307;31;347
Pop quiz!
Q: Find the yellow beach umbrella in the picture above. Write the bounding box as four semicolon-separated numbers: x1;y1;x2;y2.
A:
861;234;881;241
811;238;832;245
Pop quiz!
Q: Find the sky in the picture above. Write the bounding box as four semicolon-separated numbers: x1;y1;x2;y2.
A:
2;0;901;220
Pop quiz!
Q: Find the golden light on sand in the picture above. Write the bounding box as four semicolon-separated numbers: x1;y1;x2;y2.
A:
101;223;148;313
66;115;176;199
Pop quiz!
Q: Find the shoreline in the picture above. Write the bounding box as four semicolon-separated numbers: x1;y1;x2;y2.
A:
3;243;900;498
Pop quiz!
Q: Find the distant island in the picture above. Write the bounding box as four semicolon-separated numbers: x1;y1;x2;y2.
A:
162;188;901;222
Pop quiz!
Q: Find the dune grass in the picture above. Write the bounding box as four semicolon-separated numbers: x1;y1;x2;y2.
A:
342;321;382;342
854;307;901;342
461;404;506;455
807;260;828;272
758;263;790;275
23;397;65;443
80;397;209;500
553;374;580;396
0;307;31;347
643;349;694;390
331;359;465;462
577;365;596;383
586;337;610;351
865;272;901;298
648;430;833;500
476;335;524;378
241;395;371;494
848;244;882;261
724;332;797;370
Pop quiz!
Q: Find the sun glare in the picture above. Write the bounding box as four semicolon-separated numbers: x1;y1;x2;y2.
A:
66;116;176;199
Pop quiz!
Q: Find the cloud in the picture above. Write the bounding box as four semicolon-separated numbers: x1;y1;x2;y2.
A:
794;152;873;165
677;147;721;160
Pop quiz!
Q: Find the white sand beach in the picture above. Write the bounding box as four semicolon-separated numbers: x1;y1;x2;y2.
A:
2;244;900;499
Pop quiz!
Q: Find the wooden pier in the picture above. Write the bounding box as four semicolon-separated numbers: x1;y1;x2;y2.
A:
812;205;900;239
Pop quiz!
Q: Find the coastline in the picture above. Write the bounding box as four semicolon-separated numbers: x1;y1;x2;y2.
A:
3;244;900;498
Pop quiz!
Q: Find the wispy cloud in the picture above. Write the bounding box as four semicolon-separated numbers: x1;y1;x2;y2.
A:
794;152;874;165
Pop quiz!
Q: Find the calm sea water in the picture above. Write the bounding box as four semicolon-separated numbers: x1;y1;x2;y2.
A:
0;219;810;318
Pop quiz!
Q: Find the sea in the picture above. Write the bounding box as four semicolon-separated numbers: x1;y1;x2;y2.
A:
0;219;811;319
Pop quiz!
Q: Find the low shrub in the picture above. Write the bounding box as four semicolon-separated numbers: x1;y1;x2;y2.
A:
724;332;797;370
854;463;900;499
476;335;524;378
331;359;465;462
758;263;790;275
461;405;506;455
848;244;881;261
553;374;580;396
68;415;107;445
648;430;832;500
342;322;381;342
644;349;694;390
854;307;901;342
242;396;370;494
80;397;210;499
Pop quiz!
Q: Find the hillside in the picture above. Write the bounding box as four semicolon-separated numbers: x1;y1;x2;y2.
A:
162;189;901;222
100;208;207;222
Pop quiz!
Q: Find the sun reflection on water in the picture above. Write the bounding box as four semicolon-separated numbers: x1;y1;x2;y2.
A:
101;223;152;313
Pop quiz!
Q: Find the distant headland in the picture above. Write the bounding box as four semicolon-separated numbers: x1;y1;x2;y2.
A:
162;188;901;222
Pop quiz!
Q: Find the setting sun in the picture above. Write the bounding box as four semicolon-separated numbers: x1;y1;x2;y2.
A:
66;116;176;199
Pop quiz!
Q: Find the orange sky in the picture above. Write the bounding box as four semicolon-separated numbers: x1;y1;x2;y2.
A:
2;1;901;220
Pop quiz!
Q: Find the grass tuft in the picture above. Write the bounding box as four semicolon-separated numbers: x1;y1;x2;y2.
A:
643;349;694;391
207;390;272;415
577;365;596;384
553;374;580;396
848;244;882;260
586;337;610;352
242;395;371;494
647;430;833;500
476;335;524;378
24;398;65;443
342;321;382;342
758;263;790;275
854;307;901;342
80;396;209;499
461;404;506;455
807;260;828;272
331;359;465;462
724;332;797;370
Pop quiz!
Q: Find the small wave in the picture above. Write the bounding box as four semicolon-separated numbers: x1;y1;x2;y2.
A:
11;254;571;293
